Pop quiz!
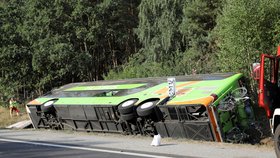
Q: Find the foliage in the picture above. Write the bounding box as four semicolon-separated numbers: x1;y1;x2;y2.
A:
179;0;222;74
136;0;185;63
1;0;280;102
214;0;280;99
0;0;31;98
0;0;140;99
215;0;280;75
106;0;222;79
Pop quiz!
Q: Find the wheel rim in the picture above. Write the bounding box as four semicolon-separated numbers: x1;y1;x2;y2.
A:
44;100;55;107
121;100;135;107
141;102;154;109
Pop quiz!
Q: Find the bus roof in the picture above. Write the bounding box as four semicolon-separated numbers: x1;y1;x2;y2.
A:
28;73;243;107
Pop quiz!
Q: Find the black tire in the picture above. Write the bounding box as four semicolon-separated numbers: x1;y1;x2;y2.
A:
137;101;157;117
274;125;280;158
118;99;138;114
42;100;57;114
121;113;136;121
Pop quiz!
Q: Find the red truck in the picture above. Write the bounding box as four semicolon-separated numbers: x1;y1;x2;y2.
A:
253;46;280;157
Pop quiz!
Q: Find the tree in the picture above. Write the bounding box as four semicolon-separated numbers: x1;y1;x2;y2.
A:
106;0;223;79
0;0;32;99
0;0;141;99
60;0;140;81
215;0;280;75
136;0;185;63
106;0;186;79
215;0;280;105
20;0;79;94
179;0;222;74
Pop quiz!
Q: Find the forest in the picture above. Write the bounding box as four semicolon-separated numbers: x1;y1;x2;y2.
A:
1;0;280;101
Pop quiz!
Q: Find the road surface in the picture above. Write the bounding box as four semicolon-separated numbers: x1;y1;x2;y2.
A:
0;140;156;158
0;129;276;158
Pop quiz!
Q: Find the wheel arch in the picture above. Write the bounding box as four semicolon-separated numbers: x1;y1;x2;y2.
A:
41;98;59;114
137;98;160;105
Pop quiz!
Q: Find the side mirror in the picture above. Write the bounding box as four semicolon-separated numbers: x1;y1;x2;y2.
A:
252;63;260;80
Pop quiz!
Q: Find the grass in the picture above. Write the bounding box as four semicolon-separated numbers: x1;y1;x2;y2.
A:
0;105;29;128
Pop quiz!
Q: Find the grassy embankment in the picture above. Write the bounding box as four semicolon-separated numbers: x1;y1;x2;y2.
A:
0;105;29;128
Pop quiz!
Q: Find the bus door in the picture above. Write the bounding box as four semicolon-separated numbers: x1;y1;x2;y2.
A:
259;54;277;118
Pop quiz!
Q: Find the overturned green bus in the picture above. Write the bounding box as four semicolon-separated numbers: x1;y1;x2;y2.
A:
26;73;256;142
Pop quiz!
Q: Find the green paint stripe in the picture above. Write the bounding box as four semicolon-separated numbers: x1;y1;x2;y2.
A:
33;74;243;106
169;74;242;102
64;83;146;91
54;97;125;105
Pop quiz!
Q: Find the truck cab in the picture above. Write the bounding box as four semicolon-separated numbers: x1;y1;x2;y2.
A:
253;46;280;157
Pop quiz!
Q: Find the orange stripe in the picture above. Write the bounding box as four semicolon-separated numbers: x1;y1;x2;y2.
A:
155;87;168;95
207;106;222;142
176;81;199;88
176;88;191;96
154;81;200;95
27;99;41;105
167;96;214;106
159;94;168;99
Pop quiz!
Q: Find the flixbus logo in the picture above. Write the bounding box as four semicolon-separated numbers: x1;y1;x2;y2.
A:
167;77;176;97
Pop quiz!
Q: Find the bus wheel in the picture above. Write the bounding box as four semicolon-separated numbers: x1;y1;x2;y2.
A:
137;101;157;117
118;99;138;114
121;113;136;121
